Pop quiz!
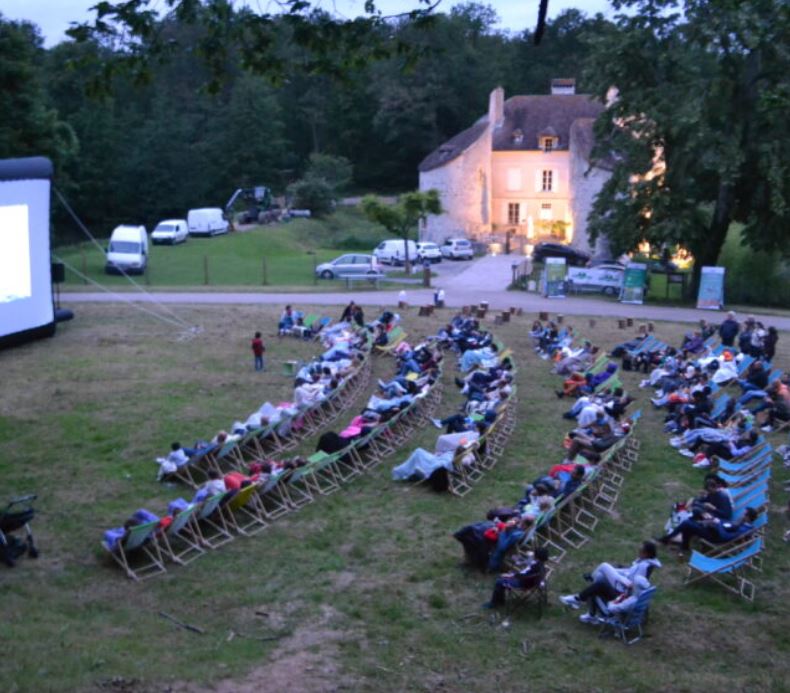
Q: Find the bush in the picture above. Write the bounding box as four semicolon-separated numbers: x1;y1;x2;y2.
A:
717;227;790;307
287;177;335;217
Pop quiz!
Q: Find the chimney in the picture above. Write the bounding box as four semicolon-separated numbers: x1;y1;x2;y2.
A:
488;87;504;128
551;78;576;95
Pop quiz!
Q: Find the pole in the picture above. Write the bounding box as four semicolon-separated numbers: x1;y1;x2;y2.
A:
313;255;317;286
262;257;268;286
81;247;87;285
203;255;209;286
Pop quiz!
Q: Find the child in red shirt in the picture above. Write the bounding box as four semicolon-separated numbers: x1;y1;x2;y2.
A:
251;332;265;371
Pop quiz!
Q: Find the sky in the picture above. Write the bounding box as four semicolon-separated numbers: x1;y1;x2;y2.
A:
1;0;613;46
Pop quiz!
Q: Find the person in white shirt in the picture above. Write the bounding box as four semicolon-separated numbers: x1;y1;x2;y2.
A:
202;470;227;497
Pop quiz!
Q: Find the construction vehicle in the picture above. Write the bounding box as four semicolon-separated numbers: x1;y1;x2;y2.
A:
224;186;279;226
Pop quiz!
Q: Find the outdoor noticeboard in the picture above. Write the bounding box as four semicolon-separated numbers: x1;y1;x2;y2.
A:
696;266;725;310
543;257;567;298
620;263;647;304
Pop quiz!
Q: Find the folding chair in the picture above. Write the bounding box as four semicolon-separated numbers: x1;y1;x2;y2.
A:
257;473;293;520
505;565;549;619
597;586;657;645
102;520;167;581
698;513;768;557
221;483;268;536
193;492;235;548
156;503;204;566
685;537;763;601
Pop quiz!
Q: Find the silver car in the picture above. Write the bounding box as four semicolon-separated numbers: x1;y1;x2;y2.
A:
315;253;381;279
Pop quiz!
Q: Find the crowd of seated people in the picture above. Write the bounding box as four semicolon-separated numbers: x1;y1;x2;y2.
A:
391;316;512;491
530;320;578;361
154;323;370;482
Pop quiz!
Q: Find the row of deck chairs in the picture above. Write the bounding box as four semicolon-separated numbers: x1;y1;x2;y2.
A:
171;331;373;489
447;346;519;497
375;325;409;355
630;334;775;602
102;340;444;581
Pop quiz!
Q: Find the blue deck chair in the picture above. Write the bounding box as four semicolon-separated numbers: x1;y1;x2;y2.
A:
736;355;755;375
597;586;657;645
685;537;763;601
710;394;732;420
698;512;768;555
767;369;783;386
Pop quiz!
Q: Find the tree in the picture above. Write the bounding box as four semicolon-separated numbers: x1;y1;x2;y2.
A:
361;189;441;272
583;0;790;291
288;177;335;217
305;153;353;193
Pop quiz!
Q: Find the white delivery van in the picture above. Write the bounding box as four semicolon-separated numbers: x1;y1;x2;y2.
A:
105;225;148;274
373;239;419;266
187;208;229;237
151;219;188;244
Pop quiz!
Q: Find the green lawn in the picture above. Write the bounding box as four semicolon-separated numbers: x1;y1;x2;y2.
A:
54;208;395;289
1;305;788;691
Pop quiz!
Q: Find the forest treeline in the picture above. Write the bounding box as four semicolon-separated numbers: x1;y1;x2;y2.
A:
0;5;610;243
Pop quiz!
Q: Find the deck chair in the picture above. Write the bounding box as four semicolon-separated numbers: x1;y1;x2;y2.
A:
103;520;167;581
376;327;408;354
504;564;549;619
156;503;204;566
735;355;755;376
447;449;474;497
698;513;768;556
193;492;235;548
171;446;221;488
221;483;268;536
302;452;343;495
257;472;293;520
685;537;763;601
597;586;657;645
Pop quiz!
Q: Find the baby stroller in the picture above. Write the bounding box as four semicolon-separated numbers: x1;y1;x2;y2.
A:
0;494;39;567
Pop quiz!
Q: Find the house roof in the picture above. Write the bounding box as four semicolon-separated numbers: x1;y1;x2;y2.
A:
418;119;488;173
419;94;604;172
493;95;604;151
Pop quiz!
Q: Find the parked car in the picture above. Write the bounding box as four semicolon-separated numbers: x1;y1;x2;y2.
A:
374;239;419;266
531;242;590;267
187;208;229;237
105;225;148;274
151;219;188;245
440;237;474;260
416;242;442;263
315;253;380;280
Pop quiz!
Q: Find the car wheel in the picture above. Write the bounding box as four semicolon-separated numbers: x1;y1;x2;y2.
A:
366;270;378;276
321;270;334;279
603;286;617;296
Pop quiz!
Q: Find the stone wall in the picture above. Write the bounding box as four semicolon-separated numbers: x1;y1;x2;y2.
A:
419;124;492;242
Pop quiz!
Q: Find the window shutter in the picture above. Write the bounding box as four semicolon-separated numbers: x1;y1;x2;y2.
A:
553;169;560;193
535;170;542;193
519;203;527;224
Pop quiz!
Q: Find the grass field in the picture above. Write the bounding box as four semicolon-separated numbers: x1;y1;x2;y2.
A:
2;304;789;691
54;208;396;290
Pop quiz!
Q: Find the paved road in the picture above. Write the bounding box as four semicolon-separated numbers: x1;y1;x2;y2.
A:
63;288;790;330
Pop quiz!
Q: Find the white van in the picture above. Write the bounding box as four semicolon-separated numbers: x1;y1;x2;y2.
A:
187;208;229;237
373;239;419;266
151;219;188;245
105;225;148;274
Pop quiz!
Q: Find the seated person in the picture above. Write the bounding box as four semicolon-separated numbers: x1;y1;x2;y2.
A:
391;431;479;485
103;508;162;550
657;507;758;554
278;305;296;335
195;470;227;501
559;541;661;622
483;546;550;609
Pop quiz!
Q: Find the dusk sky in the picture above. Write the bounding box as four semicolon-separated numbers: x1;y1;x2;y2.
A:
2;0;613;46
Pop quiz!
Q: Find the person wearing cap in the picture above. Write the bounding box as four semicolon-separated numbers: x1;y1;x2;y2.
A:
718;311;740;347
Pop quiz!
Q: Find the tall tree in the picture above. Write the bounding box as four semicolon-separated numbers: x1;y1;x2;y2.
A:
361;189;441;272
584;0;790;288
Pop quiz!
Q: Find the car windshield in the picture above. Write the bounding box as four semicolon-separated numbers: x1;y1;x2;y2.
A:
455;240;470;247
155;225;175;233
421;243;438;250
109;241;140;254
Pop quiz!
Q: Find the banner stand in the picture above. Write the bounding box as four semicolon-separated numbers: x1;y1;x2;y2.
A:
697;266;725;310
620;262;647;305
543;257;567;298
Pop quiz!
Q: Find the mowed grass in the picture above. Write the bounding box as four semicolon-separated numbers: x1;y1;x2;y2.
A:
1;304;789;692
55;207;392;289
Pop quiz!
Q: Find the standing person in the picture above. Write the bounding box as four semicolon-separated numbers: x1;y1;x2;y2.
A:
340;301;356;323
763;326;779;362
718;311;739;347
352;304;365;327
251;331;265;371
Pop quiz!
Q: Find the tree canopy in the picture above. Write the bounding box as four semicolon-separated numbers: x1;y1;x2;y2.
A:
584;0;790;285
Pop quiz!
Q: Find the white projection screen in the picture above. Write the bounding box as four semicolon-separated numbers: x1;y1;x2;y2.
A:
0;157;55;348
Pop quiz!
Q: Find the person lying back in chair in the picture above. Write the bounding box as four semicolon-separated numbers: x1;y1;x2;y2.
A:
483;546;550;609
559;541;661;624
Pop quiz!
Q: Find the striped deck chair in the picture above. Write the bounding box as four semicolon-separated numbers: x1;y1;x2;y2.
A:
102;519;167;581
735;355;755;376
685;537;763;601
156;503;204;565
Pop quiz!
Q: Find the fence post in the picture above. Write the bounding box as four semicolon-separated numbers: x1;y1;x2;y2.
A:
203;255;209;286
262;257;268;286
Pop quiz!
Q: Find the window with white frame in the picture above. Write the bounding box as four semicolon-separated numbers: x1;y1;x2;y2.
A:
507;203;521;225
539;203;552;220
542;170;553;192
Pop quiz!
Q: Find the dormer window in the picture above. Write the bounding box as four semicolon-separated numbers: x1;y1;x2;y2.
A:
511;128;524;145
538;126;559;152
543;138;554;152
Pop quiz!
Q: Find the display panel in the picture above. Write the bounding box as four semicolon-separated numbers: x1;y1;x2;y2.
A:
0;157;55;347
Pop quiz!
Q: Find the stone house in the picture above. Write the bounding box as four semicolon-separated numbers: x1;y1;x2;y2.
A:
418;79;611;255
